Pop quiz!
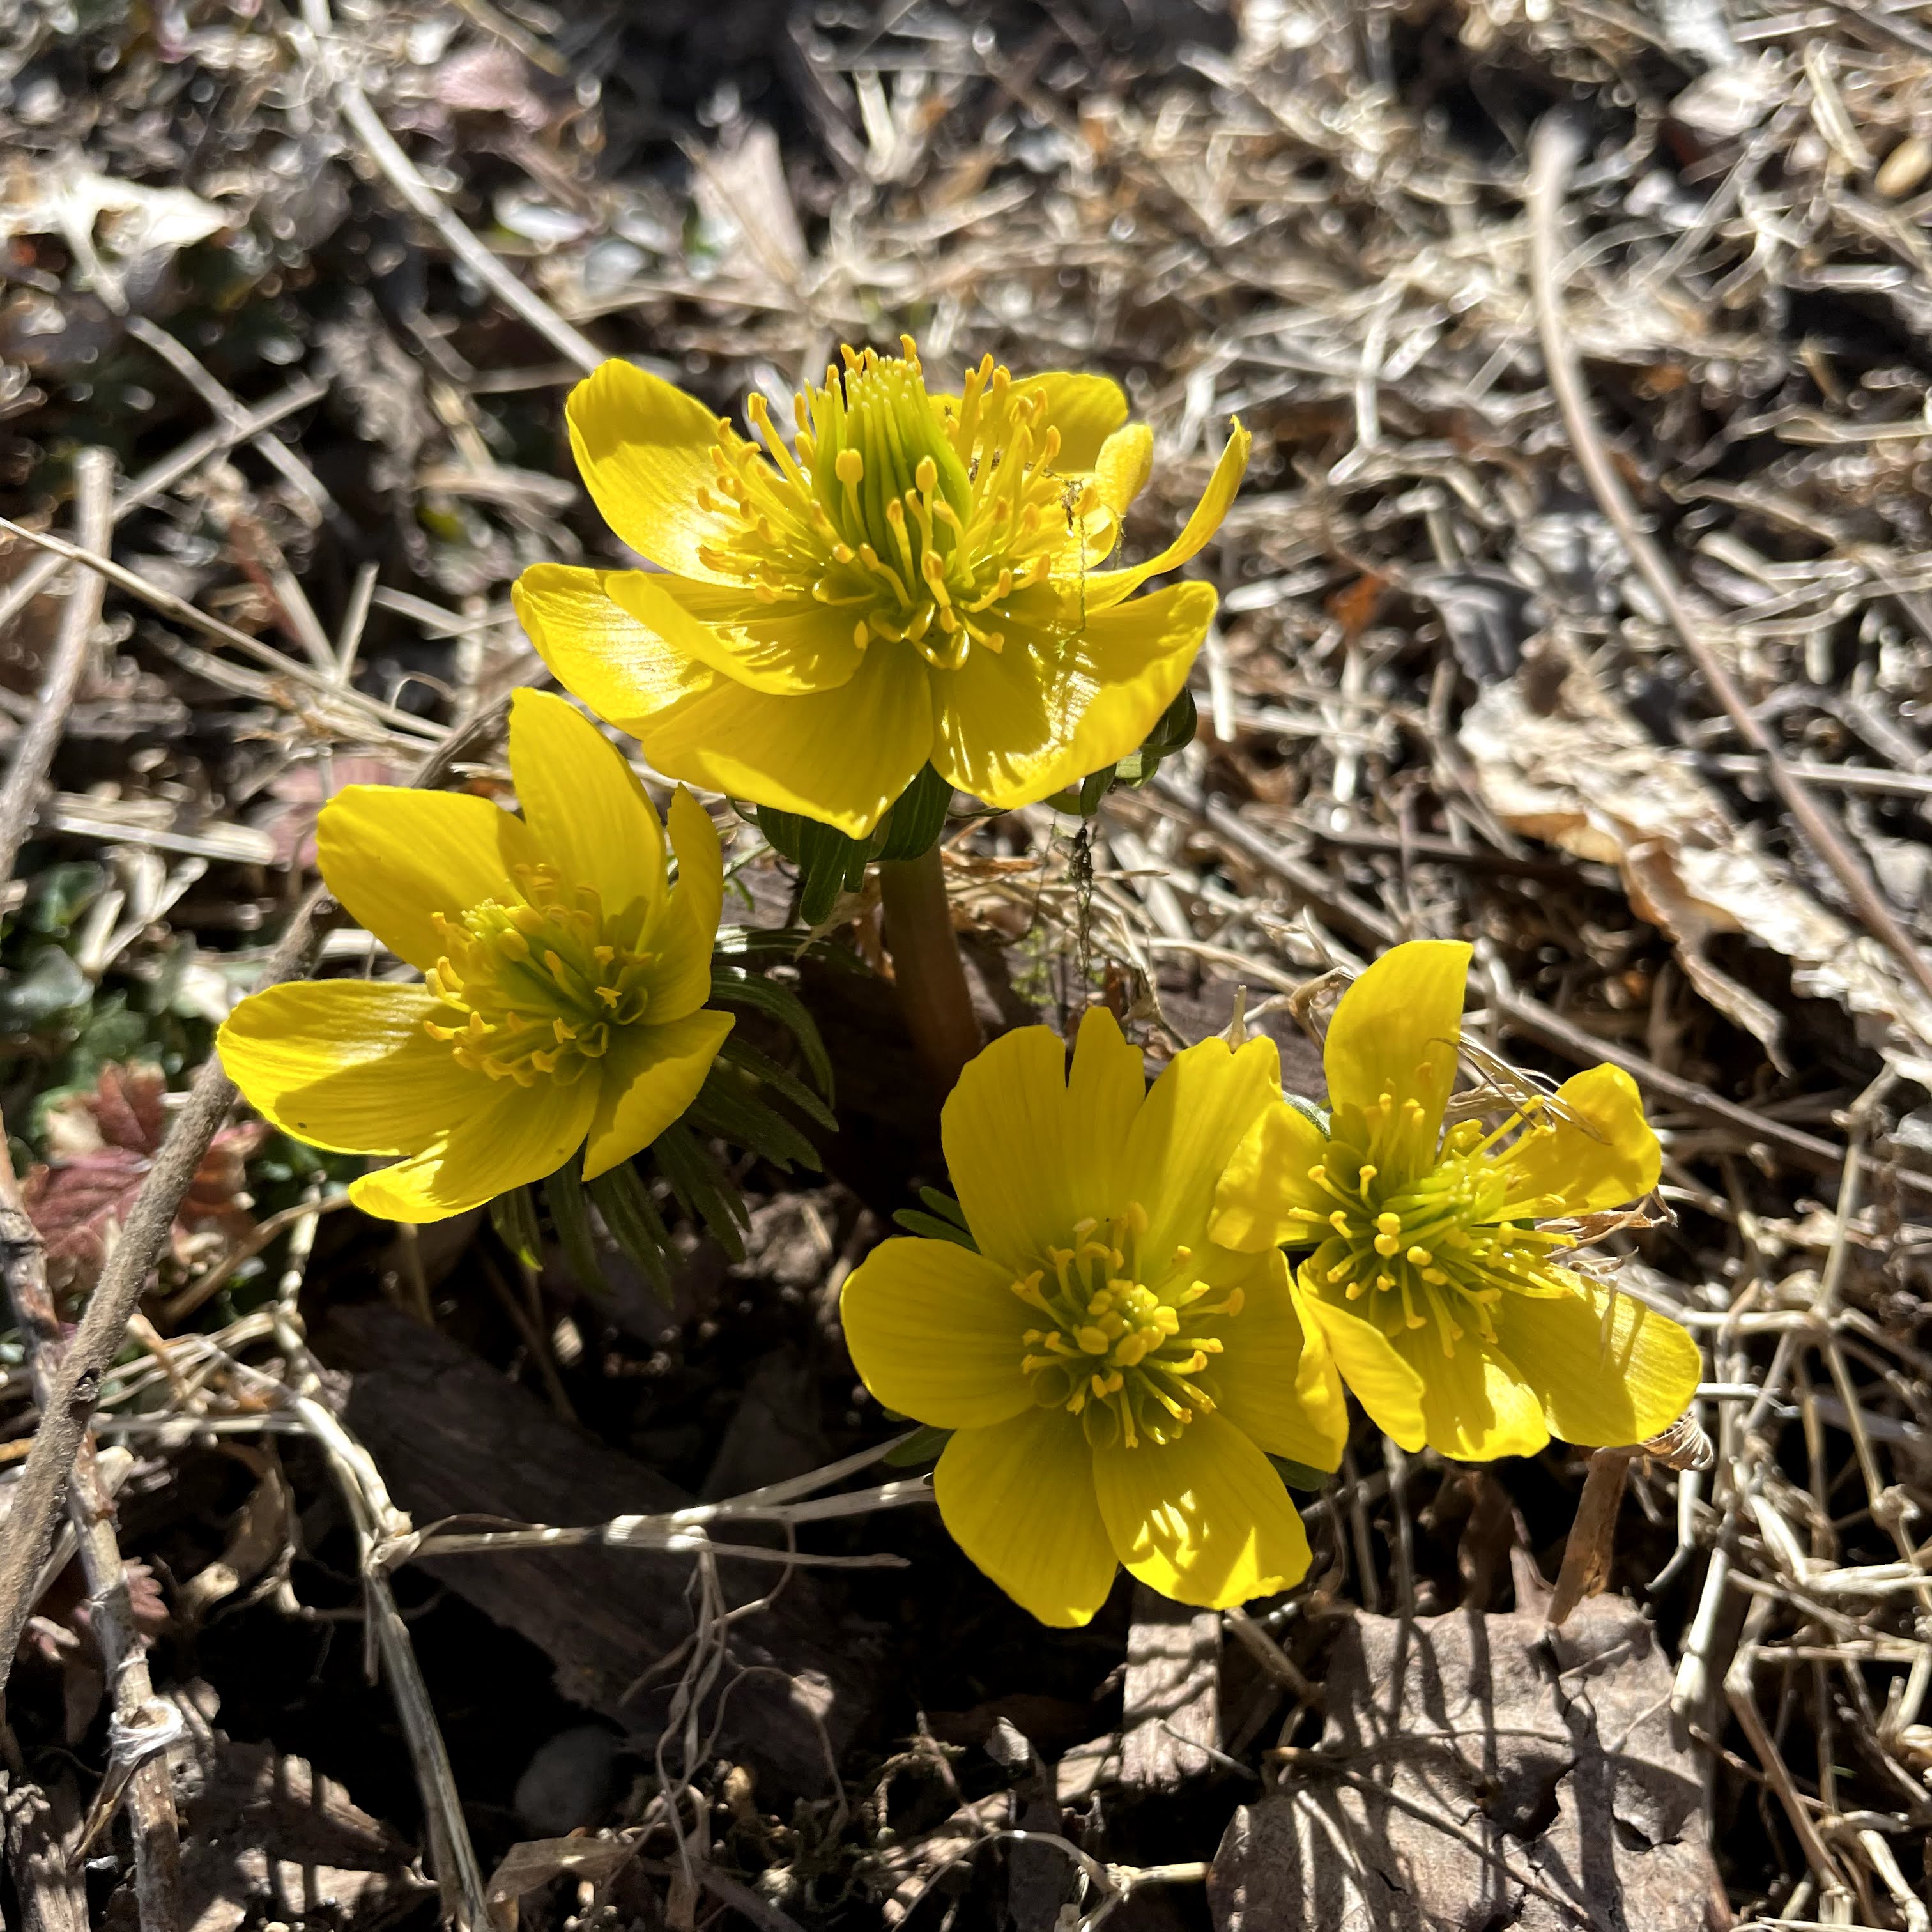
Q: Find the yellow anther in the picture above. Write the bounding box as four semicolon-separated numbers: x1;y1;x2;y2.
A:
1076;1326;1110;1354
1406;1246;1433;1267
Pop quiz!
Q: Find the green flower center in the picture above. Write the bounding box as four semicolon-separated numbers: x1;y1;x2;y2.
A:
694;338;1100;672
1293;1105;1575;1355
1009;1202;1243;1451
421;862;655;1088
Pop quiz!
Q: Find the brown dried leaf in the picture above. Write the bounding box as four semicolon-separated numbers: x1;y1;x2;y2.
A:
485;1834;640;1932
174;1462;293;1626
1211;1597;1719;1932
169;1680;430;1932
22;1064;268;1293
1461;668;1932;1076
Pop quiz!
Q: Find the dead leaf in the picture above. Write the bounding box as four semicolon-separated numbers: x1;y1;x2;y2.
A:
168;1680;430;1932
1461;665;1932;1078
260;754;411;870
22;1064;268;1294
485;1834;640;1932
1211;1597;1719;1932
174;1457;293;1626
0;152;227;310
692;121;809;293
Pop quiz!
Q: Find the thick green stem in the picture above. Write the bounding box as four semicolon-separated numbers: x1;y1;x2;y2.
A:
878;841;982;1094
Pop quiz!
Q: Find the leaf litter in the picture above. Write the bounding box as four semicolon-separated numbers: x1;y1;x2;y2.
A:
0;1;1929;1929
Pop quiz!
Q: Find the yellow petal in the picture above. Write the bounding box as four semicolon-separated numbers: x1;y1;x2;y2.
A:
1301;1272;1427;1452
1015;372;1129;470
1211;1100;1331;1252
1092;1411;1312;1609
1092;424;1154;518
636;641;933;839
218;980;467;1156
565;360;737;579
604;571;866;696
507;689;666;933
935;1411;1117;1626
1411;1329;1549;1461
1499;1064;1660;1215
1083;419;1250;609
350;1073;597;1223
581;1007;733;1178
1208;1252;1347;1471
1496;1280;1701;1448
1055;424;1153;572
514;565;715;728
931;579;1215;811
316;786;542;972
1323;940;1471;1178
641;786;726;1023
839;1237;1037;1430
1120;1032;1281;1266
941;1008;1145;1275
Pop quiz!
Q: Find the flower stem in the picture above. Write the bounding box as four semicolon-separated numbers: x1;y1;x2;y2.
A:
878;841;981;1094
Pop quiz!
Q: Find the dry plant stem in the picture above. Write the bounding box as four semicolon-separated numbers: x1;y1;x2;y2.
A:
0;880;327;1710
297;0;603;375
1527;114;1932;1016
878;841;983;1093
2;1777;87;1932
1176;780;1881;1187
0;450;112;885
0;518;440;743
1547;1447;1636;1627
0;1140;181;1932
0;374;327;648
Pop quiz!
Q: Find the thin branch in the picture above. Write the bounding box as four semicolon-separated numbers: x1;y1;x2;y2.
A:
0;451;114;887
0;1134;181;1932
0;518;441;743
297;0;605;375
0;881;328;1708
0;373;327;652
1526;112;1932;1024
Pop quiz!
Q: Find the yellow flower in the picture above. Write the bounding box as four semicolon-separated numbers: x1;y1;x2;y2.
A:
513;339;1250;838
1211;940;1701;1460
217;691;733;1223
840;1008;1346;1627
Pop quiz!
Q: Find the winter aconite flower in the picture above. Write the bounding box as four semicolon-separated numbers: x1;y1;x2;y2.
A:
1211;940;1699;1460
218;691;733;1222
840;1009;1346;1626
514;339;1250;837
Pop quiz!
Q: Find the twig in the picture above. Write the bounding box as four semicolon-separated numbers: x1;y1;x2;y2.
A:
0;375;328;649
0;451;113;888
1166;778;1865;1186
222;1358;493;1929
0;518;441;743
297;0;605;375
1526;113;1932;1025
0;882;328;1709
0;1132;181;1932
122;318;332;516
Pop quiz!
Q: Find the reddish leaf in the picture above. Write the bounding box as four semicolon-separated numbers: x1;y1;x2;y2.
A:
22;1063;267;1294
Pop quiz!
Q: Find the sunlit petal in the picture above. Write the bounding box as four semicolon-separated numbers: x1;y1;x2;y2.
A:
1092;1412;1312;1609
935;1411;1118;1627
840;1238;1037;1430
316;787;541;972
